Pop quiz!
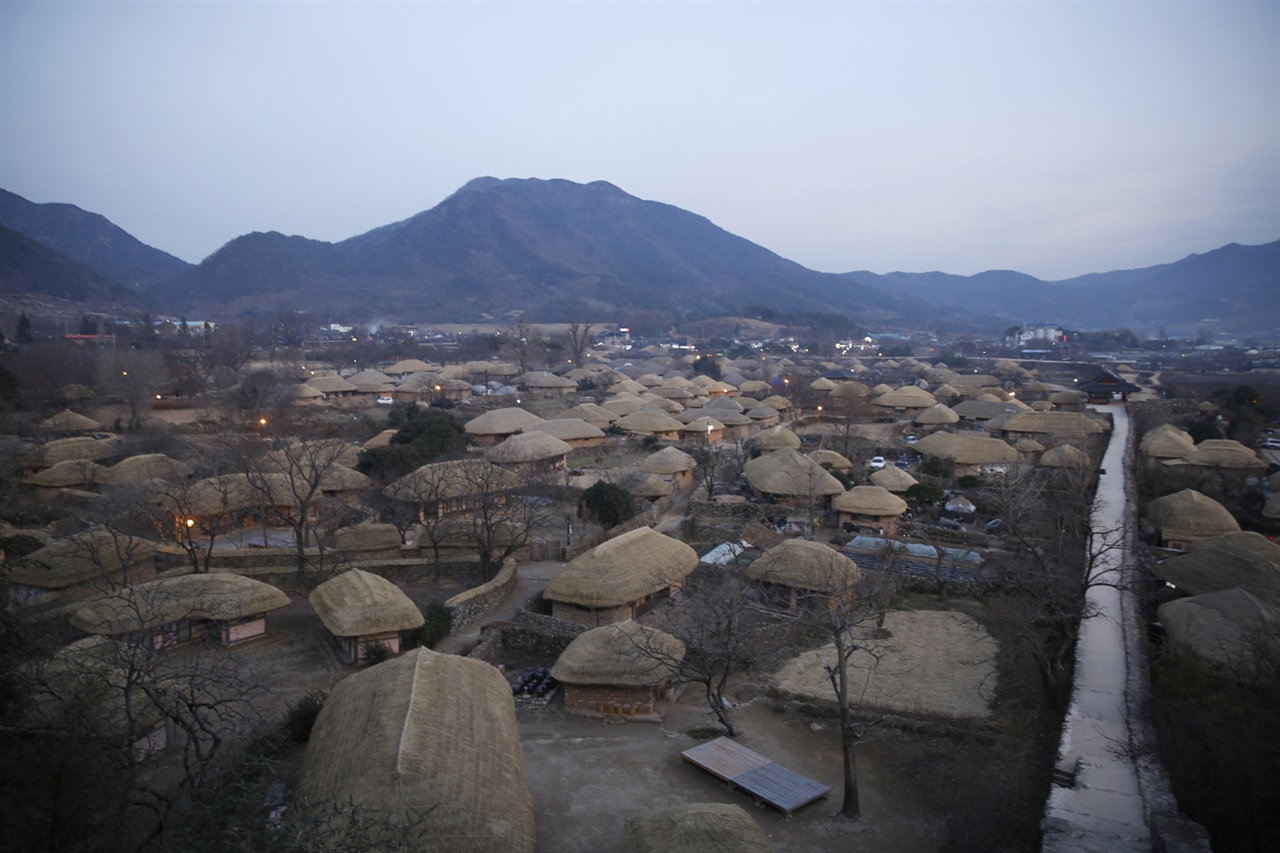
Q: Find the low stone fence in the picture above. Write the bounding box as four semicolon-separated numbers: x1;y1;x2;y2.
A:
564;496;671;559
469;609;588;665
688;499;755;519
445;557;520;630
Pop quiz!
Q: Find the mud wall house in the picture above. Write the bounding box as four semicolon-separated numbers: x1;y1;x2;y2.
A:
624;803;773;853
464;406;546;445
551;619;686;721
528;417;610;449
637;445;698;492
680;416;726;444
19;434;123;477
309;568;424;664
832;485;909;535
384;459;522;521
4;530;155;600
1140;423;1196;460
999;410;1109;446
23;458;104;503
614;410;685;442
1143;489;1240;552
747;425;801;458
745;537;861;612
544;527;698;627
69;573;290;648
483;431;572;480
742;447;845;510
912;432;1021;479
297;648;535;852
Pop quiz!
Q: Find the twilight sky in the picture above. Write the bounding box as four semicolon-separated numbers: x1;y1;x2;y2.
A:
1;1;1276;281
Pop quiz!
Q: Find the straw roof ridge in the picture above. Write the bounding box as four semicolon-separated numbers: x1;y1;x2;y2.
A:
529;418;606;441
5;529;155;589
746;538;860;592
870;465;918;492
24;458;103;487
1145;489;1239;540
464;407;545;436
551;619;686;685
1151;546;1280;607
1186;531;1280;570
309;569;425;636
1039;444;1089;468
1003;411;1108;438
483;431;572;463
744;448;845;496
99;453;194;484
750;425;801;450
912;433;1019;465
1180;439;1266;469
638;446;697;474
832;485;909;516
1140;423;1196;458
544;527;698;607
39;409;102;432
70;573;290;635
623;802;772;853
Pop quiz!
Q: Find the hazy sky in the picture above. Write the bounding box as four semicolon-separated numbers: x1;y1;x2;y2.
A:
1;1;1276;280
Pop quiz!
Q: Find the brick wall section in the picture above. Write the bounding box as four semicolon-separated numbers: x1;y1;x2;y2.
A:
563;684;663;721
445;558;520;630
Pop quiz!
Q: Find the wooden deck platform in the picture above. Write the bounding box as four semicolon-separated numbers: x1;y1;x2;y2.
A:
681;737;830;816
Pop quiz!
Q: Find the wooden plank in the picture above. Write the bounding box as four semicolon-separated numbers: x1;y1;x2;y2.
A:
681;737;830;815
681;737;771;780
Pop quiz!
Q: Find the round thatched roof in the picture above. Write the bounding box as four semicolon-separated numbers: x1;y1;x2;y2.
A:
914;403;959;425
1039;444;1089;468
335;522;404;551
1179;439;1266;470
629;473;674;498
682;416;726;434
602;397;645;416
384;459;523;503
4;529;154;589
70;573;289;635
1048;390;1086;405
913;433;1019;465
1158;589;1280;678
1002;410;1107;438
298;647;535;852
1015;438;1045;452
615;410;685;434
310;569;424;637
24;458;102;487
98;453;193;484
870;465;918;492
744;404;780;421
551;619;685;686
832;485;908;516
624;802;772;853
307;375;359;394
750;425;801;451
704;395;745;414
39;409;102;433
483;431;572;464
21;434;122;468
641;396;684;414
808;449;853;471
564;403;619;426
1140;423;1196;458
464;407;545;436
544;527;698;608
810;377;837;392
529;418;606;441
364;428;399;449
743;448;845;497
1150;546;1280;607
1186;531;1280;570
384;358;437;374
1145;489;1239;541
639;446;697;475
522;370;576;389
873;385;937;408
746;538;860;592
759;395;791;411
737;380;772;395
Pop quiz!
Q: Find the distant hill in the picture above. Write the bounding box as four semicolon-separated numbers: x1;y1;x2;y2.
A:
0;225;138;305
0;189;191;285
842;240;1280;335
152;178;925;324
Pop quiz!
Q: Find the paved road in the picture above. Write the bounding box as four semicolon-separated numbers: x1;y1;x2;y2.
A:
1042;404;1150;852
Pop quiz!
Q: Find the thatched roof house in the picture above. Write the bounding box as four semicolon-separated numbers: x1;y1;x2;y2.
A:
1177;439;1266;470
1039;444;1090;469
743;448;844;505
24;458;103;489
624;803;772;853
614;410;684;440
681;416;726;443
1001;410;1108;443
638;446;697;491
334;521;404;552
870;465;918;492
39;409;102;433
463;407;545;443
5;529;154;590
21;434;122;470
749;425;801;454
913;433;1020;477
808;449;853;473
483;431;572;476
873;385;937;410
832;486;909;534
70;573;289;646
552;620;686;721
913;403;960;426
1140;424;1196;459
310;569;424;664
98;453;194;485
385;460;522;517
746;538;860;609
529;418;608;447
564;403;619;427
1157;589;1280;680
1150;546;1280;608
1186;531;1280;570
1144;489;1239;550
298;648;535;852
544;527;698;627
306;375;359;396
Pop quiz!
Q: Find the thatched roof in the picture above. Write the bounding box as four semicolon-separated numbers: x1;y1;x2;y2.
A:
832;485;908;516
1158;589;1280;677
1151;546;1280;607
265;439;363;470
870;465;918;492
1015;438;1045;452
759;395;791;411
1003;411;1107;439
24;458;102;487
1179;439;1266;470
385;460;522;502
682;416;726;435
615;410;685;434
1140;423;1196;458
1145;489;1239;541
1048;390;1086;405
483;431;572;464
70;573;289;635
951;400;1027;421
913;403;959;425
913;433;1019;465
307;375;359;394
624;802;772;853
744;448;845;497
640;396;684;414
464;407;544;436
335;522;404;551
98;453;194;484
629;473;674;498
4;529;154;589
750;425;801;451
39;409;102;432
544;527;698;608
1186;531;1280;570
21;434;122;468
873;386;937;409
364;428;399;449
704;395;745;413
310;569;424;637
176;472;301;516
638;446;697;475
808;449;853;471
746;538;860;592
564;403;618;426
298;648;535;852
384;358;437;375
1039;444;1089;468
529;418;606;441
551;620;685;686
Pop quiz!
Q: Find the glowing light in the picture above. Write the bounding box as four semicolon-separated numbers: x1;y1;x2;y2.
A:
186;518;195;528
259;417;268;426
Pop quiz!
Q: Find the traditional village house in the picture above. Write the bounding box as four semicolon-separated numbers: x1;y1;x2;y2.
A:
1038;443;1090;473
564;402;619;427
297;648;535;852
483;431;572;481
1186;530;1280;570
384;459;522;521
832;485;909;535
1015;438;1046;464
640;395;685;415
98;454;194;485
363;428;399;449
638;446;698;492
870;464;918;493
614;410;685;442
291;383;325;404
20;434;122;475
1143;489;1240;551
759;394;792;414
383;358;438;379
551;619;686;721
23;458;103;501
873;385;938;413
913;402;961;430
1149;546;1280;608
305;374;359;399
1000;410;1109;446
808;449;854;475
70;573;290;647
950;399;1028;429
4;529;154;596
1047;389;1087;411
629;473;674;504
912;432;1021;478
522;370;578;397
529;418;609;448
680;416;726;444
309;568;424;664
747;424;802;457
624;803;773;853
746;538;860;612
745;404;781;428
38;409;102;434
1140;423;1196;460
543;527;698;627
1077;369;1142;402
602;395;646;417
1174;439;1267;472
743;448;845;509
463;406;545;445
1157;589;1280;682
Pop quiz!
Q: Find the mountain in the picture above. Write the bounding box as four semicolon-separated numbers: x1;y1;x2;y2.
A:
0;225;139;305
842;240;1280;335
153;178;924;324
0;189;191;285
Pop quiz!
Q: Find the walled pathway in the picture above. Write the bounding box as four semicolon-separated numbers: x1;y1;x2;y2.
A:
1042;404;1150;851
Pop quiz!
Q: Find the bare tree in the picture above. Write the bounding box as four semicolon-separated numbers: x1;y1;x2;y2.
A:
97;349;169;428
564;320;596;367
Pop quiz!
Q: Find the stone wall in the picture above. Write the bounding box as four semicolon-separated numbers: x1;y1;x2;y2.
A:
444;557;519;630
469;609;588;664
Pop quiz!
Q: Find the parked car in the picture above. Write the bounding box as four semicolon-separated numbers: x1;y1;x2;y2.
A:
985;518;1008;535
895;459;910;470
376;396;394;405
905;435;918;445
869;456;886;470
1262;438;1280;449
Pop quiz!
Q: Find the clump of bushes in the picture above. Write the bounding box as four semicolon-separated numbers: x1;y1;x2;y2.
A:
283;689;327;743
416;601;454;649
